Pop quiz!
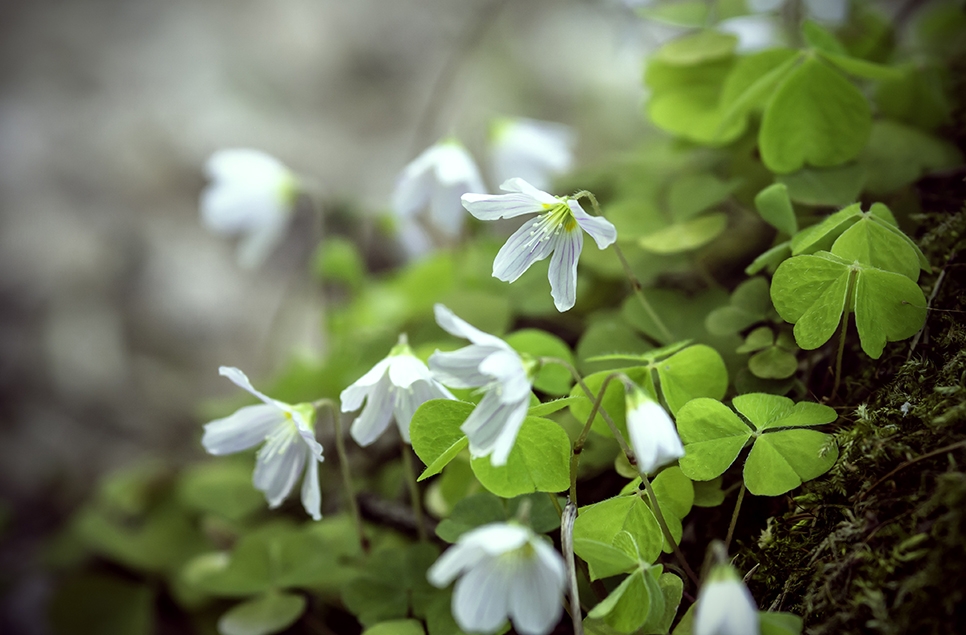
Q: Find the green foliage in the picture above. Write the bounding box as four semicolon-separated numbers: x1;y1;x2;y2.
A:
341;543;440;626
435;491;560;543
677;394;838;496
217;591;306;635
505;329;574;396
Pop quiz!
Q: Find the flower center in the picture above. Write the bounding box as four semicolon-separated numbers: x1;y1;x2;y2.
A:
259;417;300;460
525;203;577;249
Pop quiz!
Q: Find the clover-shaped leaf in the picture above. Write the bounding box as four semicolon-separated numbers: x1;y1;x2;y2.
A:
676;394;838;496
737;328;799;380
771;251;927;358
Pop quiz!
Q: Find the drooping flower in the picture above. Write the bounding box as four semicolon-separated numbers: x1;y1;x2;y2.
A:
341;334;456;446
624;381;685;475
490;117;575;191
201;366;324;520
427;522;567;635
694;561;760;635
392;138;486;245
200;149;299;269
428;304;533;466
461;178;617;312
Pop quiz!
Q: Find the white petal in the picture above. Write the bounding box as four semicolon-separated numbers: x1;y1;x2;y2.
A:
429;182;468;238
499;178;559;204
341;358;392;412
427;542;487;587
429;346;494;388
547;228;583;312
508;542;567;635
219;366;280;409
200;181;281;234
388;354;433;389
569;200;617;249
433;304;510;350
201;404;283;455
349;374;395;446
205;148;290;183
478;350;530;404
718;15;781;53
393;379;454;443
488;398;530;467
392;148;436;219
290;410;325;462
459;522;532;554
695;579;760;635
433;142;484;191
461;192;548;221
452;558;511;634
253;436;306;508
492;120;575;189
627;400;684;475
300;448;322;520
492;216;557;283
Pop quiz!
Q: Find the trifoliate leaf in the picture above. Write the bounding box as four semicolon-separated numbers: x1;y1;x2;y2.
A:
830;212;921;281
760;57;872;174
749;347;799;379
744;429;838;495
217;591;306;635
676;398;752;481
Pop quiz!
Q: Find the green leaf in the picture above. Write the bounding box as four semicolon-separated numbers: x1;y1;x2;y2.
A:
637;213;728;254
577;314;653;375
745;241;792;276
676;398;752;481
655;344;729;416
569;366;648;439
705;278;772;336
313;237;365;290
571;538;639;580
853;266;928;358
744;429;839;495
587;567;662;633
777;163;867;208
650;466;693;520
717;49;801;137
505;329;574;396
641;572;684;635
655;30;737;66
667;174;738;221
528;396;583;418
217;591;306;635
342;544;440;626
830;213;921;281
760;611;805;635
876;64;951;130
731;393;836;430
470;417;571;497
819;51;903;81
410;400;475;480
737;326;775;353
760;57;872;174
177;459;265;521
802;21;846;55
692;477;726;507
573;496;663;575
754;183;797;236
860;120;963;195
435;492;507;543
748;347;799;379
363;620;427;635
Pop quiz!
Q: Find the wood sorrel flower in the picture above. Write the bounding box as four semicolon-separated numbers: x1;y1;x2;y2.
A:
624;381;685;475
200;149;299;269
461;178;617;312
427;522;566;635
694;561;760;635
340;334;455;446
201;366;324;520
428;304;534;466
392;138;485;243
490;117;575;191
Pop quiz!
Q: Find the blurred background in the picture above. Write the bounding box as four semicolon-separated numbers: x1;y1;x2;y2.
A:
0;0;656;630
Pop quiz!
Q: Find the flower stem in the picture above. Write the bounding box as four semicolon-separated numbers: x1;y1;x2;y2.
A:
315;399;369;554
641;475;699;587
572;190;674;344
561;501;584;635
570;371;623;506
401;438;428;542
725;482;746;552
540;357;633;461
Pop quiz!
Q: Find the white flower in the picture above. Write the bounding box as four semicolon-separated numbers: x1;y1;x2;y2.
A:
428;304;533;466
461;178;617;312
200;149;299;269
625;382;685;475
694;564;760;635
392;139;486;242
490;117;575;191
427;522;567;635
201;366;324;520
340;334;456;446
718;15;782;53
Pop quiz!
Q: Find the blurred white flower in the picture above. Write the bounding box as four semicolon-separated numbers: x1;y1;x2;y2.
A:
718;15;782;52
392;139;485;244
427;522;567;635
428;304;532;466
490;117;575;191
200;149;299;269
341;334;456;446
201;366;324;520
694;563;760;635
461;178;617;312
624;382;685;475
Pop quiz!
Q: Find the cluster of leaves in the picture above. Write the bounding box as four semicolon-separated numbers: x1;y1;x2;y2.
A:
42;2;964;635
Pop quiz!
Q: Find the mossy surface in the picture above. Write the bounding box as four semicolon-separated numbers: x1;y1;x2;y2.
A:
738;204;966;634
